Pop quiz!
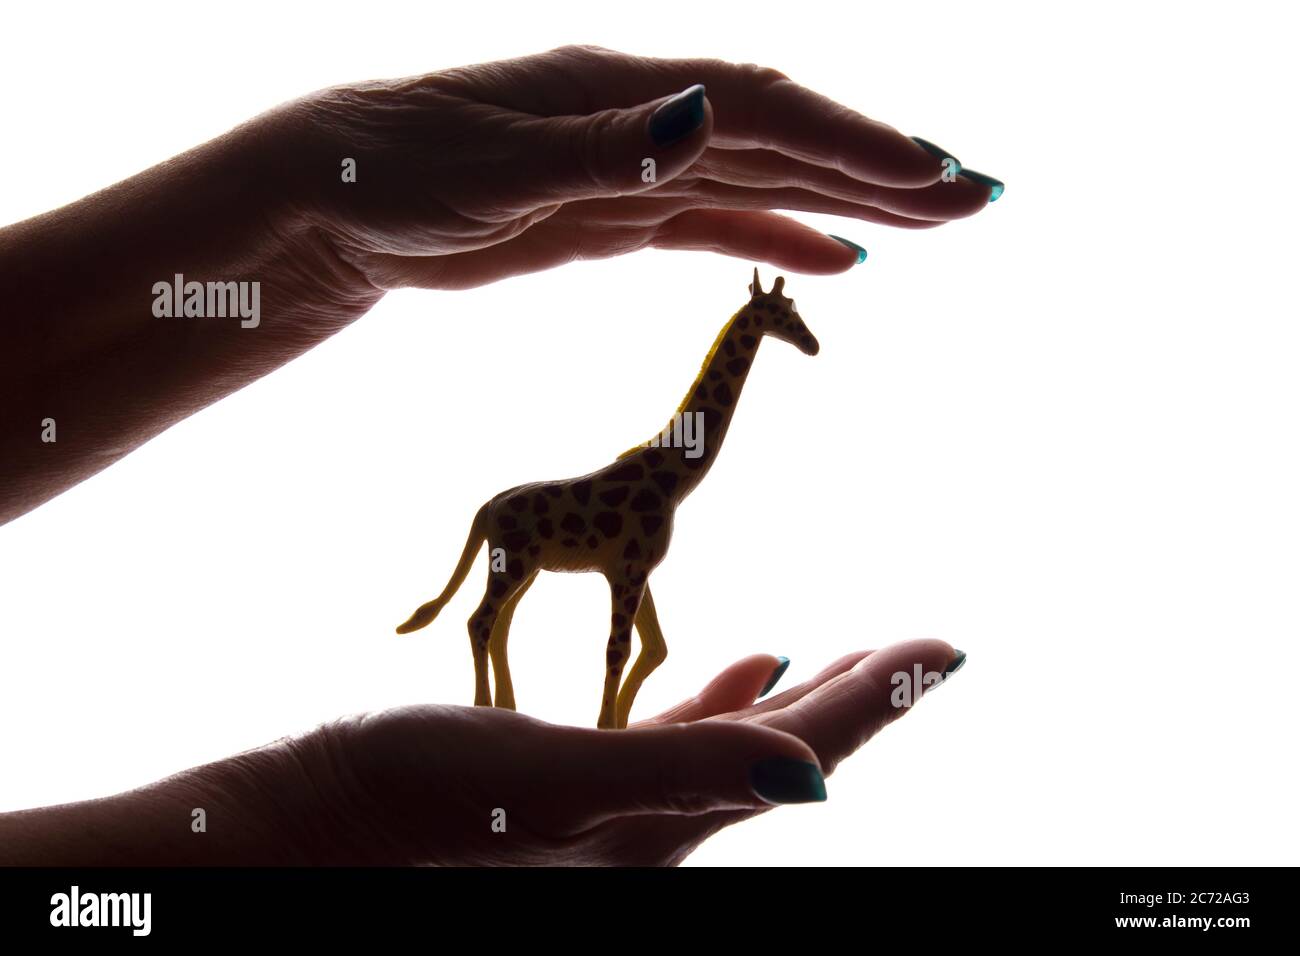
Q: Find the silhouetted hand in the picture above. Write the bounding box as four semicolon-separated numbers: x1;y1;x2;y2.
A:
2;44;1000;521
275;639;962;865
275;44;997;293
0;640;959;865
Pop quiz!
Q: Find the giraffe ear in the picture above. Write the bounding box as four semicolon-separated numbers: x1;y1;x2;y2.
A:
772;276;786;296
750;267;764;297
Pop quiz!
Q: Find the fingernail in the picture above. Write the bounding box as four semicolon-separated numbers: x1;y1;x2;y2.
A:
944;649;967;679
759;656;791;697
750;757;827;805
649;84;707;147
910;136;961;173
959;169;1004;202
828;235;868;265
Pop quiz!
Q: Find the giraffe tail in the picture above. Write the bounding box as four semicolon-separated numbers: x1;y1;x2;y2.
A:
395;504;489;635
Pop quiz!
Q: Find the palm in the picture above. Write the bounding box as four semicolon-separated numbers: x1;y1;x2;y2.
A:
330;642;955;866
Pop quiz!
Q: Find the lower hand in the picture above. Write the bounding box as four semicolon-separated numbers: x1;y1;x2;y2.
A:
278;639;962;865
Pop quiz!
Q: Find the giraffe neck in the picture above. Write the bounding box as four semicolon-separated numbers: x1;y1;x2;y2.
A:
628;303;763;504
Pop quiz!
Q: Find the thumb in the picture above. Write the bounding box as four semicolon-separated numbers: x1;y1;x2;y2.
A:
508;83;711;207
538;719;825;833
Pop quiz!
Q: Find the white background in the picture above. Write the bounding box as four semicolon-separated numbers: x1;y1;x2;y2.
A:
2;1;1297;865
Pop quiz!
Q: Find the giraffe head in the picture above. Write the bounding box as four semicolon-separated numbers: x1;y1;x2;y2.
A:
748;269;820;356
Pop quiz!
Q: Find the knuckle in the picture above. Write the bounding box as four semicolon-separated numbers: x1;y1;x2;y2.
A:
652;731;712;815
567;112;624;197
737;61;791;88
550;43;617;64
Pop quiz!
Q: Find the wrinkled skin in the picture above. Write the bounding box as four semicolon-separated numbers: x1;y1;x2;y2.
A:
276;640;960;866
270;43;993;293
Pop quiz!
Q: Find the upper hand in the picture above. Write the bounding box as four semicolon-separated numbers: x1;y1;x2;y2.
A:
269;45;996;293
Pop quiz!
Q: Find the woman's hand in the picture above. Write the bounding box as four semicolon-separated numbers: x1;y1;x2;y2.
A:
0;641;962;866
274;44;999;293
0;44;999;524
284;639;963;865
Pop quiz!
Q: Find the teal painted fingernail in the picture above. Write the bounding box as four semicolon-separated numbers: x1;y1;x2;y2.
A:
944;649;967;679
759;657;790;697
960;169;1004;202
649;84;707;147
910;136;961;173
750;757;827;805
828;234;867;264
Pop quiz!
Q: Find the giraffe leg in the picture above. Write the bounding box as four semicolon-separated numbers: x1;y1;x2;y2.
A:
615;583;667;729
488;571;537;711
466;596;498;708
467;568;530;708
598;577;645;729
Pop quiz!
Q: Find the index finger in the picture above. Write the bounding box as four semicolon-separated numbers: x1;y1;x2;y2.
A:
750;639;963;774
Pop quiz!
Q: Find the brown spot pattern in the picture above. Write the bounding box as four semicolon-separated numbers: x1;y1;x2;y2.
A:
593;511;623;538
598;486;629;507
651;471;678;495
629;489;661;512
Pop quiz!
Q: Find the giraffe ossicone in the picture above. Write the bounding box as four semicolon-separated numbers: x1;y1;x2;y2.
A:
396;268;821;729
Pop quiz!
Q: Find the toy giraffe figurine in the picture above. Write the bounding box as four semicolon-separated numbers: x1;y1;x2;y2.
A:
397;269;820;728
